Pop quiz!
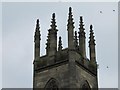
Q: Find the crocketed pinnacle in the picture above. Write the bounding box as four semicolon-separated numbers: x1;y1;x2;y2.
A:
46;13;58;54
50;13;57;30
35;19;41;41
34;19;41;59
78;16;85;37
67;7;74;30
89;25;96;46
58;36;63;51
74;31;79;49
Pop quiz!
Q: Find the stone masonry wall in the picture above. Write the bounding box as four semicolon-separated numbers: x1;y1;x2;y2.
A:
76;65;98;88
34;63;69;88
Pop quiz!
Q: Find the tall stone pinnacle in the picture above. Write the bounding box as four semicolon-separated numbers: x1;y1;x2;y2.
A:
78;16;86;58
35;19;40;39
67;7;74;30
50;13;57;30
67;7;75;50
89;25;96;46
89;25;97;74
46;13;58;56
79;16;85;37
34;19;41;59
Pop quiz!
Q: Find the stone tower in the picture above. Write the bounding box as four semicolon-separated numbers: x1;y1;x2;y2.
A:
33;7;98;89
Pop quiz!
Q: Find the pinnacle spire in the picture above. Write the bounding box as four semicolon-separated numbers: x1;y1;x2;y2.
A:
67;7;74;30
89;25;97;74
90;24;93;30
46;13;58;56
69;7;72;14
34;19;41;59
37;19;39;26
89;25;96;46
35;19;40;31
78;16;86;58
50;13;57;30
58;36;63;51
79;16;85;37
67;7;75;50
35;19;40;41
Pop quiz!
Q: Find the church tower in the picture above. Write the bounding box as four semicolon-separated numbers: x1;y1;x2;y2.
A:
33;7;98;89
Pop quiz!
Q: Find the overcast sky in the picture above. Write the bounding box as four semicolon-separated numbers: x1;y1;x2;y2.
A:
1;1;118;89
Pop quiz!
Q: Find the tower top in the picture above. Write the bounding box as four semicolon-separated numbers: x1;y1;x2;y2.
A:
33;7;97;76
33;7;98;89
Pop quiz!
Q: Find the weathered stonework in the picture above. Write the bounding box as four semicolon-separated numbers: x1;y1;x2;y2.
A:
33;7;98;89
